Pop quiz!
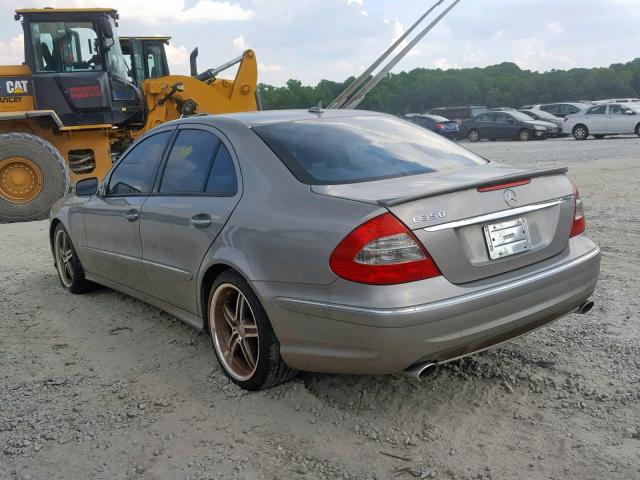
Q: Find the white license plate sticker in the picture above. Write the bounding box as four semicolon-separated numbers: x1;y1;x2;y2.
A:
483;217;533;260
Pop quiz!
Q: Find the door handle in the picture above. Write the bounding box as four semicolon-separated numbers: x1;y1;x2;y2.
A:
125;210;140;222
190;214;212;229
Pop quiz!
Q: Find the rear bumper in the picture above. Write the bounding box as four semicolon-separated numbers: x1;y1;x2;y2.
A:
255;237;600;374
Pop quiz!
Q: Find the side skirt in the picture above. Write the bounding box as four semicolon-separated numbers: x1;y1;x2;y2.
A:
85;272;205;332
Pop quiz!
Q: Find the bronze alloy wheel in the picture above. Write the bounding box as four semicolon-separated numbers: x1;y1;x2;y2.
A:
210;283;260;381
54;228;74;288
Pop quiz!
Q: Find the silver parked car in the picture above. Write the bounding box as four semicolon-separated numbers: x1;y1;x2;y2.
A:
50;110;601;390
564;103;640;140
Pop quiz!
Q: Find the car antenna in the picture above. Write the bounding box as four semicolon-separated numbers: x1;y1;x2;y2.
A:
330;0;462;110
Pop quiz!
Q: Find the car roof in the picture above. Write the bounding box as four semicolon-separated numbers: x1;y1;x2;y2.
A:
173;109;386;128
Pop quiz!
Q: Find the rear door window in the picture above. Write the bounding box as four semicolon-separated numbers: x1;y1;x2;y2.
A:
160;129;220;193
587;106;606;115
476;113;494;122
254;115;486;185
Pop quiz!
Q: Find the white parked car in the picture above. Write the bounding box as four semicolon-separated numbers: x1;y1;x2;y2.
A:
564;103;640;140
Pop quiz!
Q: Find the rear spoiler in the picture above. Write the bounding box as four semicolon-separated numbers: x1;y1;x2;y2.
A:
378;167;569;207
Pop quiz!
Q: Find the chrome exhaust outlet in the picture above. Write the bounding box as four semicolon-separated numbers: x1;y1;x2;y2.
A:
576;300;594;315
402;362;438;381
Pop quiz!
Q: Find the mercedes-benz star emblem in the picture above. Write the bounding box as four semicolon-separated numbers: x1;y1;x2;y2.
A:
503;189;518;207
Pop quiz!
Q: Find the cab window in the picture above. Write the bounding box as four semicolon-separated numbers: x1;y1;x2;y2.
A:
144;44;168;79
30;21;102;73
107;131;172;195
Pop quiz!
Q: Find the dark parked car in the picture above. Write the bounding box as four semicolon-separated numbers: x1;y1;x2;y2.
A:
404;114;460;139
463;111;558;142
519;109;564;135
531;103;589;118
429;105;488;123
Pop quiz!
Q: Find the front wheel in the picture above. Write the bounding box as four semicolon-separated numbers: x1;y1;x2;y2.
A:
468;129;480;142
573;125;589;140
635;124;640;137
208;271;296;391
53;224;93;294
519;129;532;142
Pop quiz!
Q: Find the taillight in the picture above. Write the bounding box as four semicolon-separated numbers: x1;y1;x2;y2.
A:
570;184;586;237
435;123;444;129
329;213;441;285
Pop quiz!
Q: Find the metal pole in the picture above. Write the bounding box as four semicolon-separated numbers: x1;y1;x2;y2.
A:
328;0;445;109
343;0;462;109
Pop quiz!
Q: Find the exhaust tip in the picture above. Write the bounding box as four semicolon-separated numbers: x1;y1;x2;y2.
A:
402;362;438;381
577;300;594;315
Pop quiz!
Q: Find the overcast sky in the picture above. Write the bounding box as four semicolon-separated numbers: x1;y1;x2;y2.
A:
1;0;638;85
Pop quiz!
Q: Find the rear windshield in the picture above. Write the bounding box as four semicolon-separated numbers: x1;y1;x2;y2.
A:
253;116;486;185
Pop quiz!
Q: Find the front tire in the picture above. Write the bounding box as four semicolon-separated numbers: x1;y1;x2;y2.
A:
573;125;589;140
635;123;640;137
208;271;296;391
468;129;480;142
53;224;92;294
0;133;69;223
518;129;532;142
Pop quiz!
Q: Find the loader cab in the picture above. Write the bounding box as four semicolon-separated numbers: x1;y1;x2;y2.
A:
16;8;144;127
120;36;171;86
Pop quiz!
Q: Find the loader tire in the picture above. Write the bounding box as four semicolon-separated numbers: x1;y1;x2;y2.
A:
0;133;69;223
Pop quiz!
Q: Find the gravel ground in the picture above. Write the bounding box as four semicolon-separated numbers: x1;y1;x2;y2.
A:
1;136;639;480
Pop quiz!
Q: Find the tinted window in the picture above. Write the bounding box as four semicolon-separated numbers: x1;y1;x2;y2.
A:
587;106;606;115
495;113;512;123
107;131;171;195
205;144;238;196
476;113;494;122
254;116;486;185
563;105;580;115
540;105;559;114
160;130;219;193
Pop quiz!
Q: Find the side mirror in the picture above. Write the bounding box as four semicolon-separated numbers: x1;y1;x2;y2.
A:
99;17;114;39
625;110;636;115
75;177;99;197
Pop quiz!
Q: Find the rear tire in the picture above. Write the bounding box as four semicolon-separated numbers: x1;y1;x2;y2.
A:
52;224;93;294
0;133;68;223
208;270;296;391
635;124;640;137
573;125;589;140
518;129;531;142
468;129;480;142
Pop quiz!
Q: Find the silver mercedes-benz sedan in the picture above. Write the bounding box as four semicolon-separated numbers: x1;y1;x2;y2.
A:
50;110;600;391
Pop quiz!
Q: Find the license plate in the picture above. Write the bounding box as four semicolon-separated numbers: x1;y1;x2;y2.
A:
483;217;533;260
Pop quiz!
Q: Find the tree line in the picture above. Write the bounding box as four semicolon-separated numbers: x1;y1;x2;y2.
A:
258;58;640;115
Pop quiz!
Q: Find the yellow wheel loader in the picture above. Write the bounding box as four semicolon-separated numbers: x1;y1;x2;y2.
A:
0;8;257;222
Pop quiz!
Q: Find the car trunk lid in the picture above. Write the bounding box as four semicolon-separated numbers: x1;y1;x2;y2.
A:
312;164;575;284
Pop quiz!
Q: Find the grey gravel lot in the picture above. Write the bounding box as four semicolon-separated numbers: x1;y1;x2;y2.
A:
1;136;639;480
